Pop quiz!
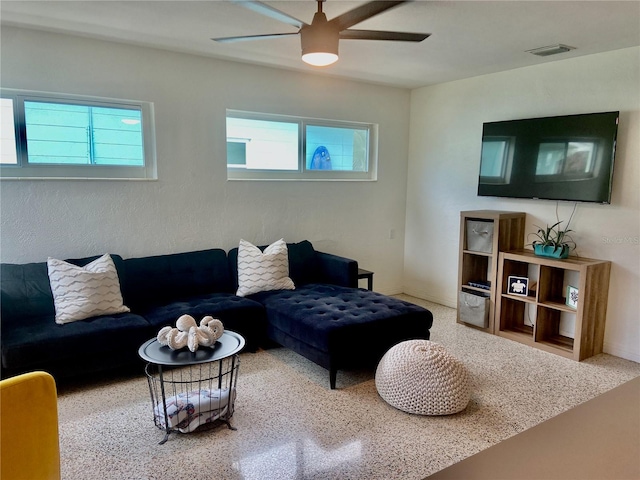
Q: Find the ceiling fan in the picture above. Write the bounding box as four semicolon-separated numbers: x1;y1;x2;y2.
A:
213;0;430;67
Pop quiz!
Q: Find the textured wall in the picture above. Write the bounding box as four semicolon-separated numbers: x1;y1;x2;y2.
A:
0;27;410;295
406;47;640;362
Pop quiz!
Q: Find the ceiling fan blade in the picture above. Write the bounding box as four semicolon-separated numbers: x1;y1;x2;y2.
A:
340;29;430;42
230;0;306;29
329;1;410;31
213;32;299;43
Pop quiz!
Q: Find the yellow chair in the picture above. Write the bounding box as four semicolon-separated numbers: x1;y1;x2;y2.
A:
0;371;61;480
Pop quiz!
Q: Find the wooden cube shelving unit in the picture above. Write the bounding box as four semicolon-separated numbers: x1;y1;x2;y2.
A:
496;250;611;361
457;210;526;333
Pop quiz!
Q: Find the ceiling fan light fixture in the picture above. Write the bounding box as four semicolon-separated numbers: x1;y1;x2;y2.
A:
214;1;430;67
300;10;339;67
302;51;339;67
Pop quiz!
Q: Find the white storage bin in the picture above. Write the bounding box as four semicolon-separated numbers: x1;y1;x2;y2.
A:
459;291;490;328
466;220;494;253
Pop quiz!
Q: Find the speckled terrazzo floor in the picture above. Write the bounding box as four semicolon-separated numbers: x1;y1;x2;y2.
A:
56;296;640;480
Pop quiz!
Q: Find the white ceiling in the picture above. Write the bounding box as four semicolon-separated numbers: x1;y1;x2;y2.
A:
2;0;639;89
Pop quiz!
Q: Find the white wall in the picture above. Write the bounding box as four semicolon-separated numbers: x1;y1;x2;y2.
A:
406;47;640;362
0;27;411;294
3;28;638;362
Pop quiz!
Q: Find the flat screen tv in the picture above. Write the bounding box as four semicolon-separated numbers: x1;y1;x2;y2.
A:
477;111;619;204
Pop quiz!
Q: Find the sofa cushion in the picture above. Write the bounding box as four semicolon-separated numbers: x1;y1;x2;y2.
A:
1;262;54;329
140;293;263;328
122;249;232;310
236;239;294;297
1;311;149;371
138;293;267;351
287;240;321;285
251;284;433;358
47;254;130;324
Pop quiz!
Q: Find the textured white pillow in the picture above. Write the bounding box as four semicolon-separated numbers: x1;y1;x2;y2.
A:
236;239;295;297
47;254;130;324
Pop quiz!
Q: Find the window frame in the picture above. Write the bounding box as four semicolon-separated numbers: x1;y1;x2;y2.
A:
226;109;378;181
0;89;157;180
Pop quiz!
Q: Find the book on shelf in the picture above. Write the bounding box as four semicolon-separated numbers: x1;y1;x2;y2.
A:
468;281;491;290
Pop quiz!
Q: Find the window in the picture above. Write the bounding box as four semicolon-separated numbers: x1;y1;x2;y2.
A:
1;89;156;179
226;110;377;181
0;98;18;165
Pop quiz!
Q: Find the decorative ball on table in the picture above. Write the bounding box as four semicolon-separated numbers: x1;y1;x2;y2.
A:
156;314;224;352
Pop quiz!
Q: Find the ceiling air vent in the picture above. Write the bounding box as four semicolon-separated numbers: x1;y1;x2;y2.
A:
526;44;576;57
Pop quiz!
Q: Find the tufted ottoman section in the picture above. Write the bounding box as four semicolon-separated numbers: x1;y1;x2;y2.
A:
375;340;471;415
250;284;433;388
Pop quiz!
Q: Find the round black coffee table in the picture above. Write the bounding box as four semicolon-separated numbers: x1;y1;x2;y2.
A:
138;330;245;444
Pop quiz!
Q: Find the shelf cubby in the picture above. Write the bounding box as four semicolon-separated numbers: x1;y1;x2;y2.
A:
535;306;575;353
460;253;490;287
499;296;534;341
538;266;567;306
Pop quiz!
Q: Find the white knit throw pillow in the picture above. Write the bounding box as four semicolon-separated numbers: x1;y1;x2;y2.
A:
236;239;295;297
47;254;130;324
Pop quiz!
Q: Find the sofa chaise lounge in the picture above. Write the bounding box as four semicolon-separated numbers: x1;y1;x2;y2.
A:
1;241;433;388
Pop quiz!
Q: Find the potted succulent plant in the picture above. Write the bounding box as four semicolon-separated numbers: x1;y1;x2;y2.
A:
528;208;577;259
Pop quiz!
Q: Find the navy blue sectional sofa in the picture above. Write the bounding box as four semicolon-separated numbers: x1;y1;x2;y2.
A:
1;241;433;388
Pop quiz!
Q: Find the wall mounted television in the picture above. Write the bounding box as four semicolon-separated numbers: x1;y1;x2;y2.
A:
477;111;619;204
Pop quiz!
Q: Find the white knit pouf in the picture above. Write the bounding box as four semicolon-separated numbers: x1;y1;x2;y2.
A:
375;340;471;416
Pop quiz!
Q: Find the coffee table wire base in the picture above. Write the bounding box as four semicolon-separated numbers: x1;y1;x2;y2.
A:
144;355;240;444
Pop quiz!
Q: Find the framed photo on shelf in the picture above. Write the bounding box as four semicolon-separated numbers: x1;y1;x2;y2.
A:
566;285;579;309
507;276;529;296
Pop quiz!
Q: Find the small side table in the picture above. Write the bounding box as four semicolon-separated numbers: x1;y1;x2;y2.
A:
138;330;245;444
358;268;374;291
